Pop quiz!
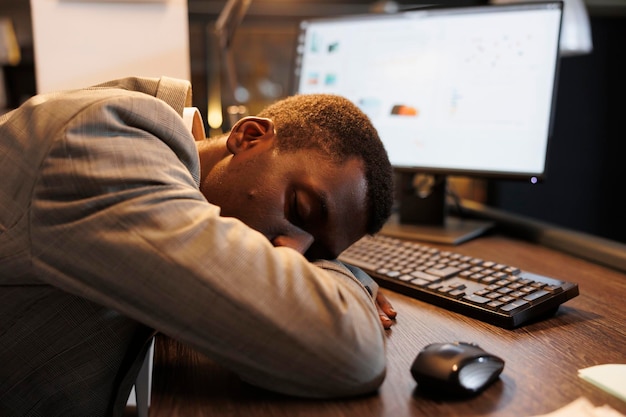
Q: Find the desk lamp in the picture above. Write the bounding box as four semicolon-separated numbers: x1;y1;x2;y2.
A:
209;0;251;133
0;18;20;111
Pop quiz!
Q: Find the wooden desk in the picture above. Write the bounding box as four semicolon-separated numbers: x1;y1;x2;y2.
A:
149;235;626;417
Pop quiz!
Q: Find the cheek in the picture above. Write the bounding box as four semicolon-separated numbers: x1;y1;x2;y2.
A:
233;182;286;228
218;154;292;230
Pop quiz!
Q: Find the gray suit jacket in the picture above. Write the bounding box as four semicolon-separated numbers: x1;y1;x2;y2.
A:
0;77;386;416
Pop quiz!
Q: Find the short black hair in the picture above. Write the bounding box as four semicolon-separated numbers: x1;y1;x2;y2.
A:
257;94;393;235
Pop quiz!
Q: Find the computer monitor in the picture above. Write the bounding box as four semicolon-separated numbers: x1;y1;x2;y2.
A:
292;1;563;244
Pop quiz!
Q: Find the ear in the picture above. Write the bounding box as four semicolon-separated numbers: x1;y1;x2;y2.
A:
226;117;276;155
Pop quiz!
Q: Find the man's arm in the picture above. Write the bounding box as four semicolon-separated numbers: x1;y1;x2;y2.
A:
29;91;386;398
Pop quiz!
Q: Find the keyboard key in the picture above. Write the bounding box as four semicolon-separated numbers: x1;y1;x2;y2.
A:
410;270;441;282
523;289;551;303
448;289;466;299
500;299;530;313
544;285;563;293
463;293;491;305
487;300;505;310
410;278;430;287
425;266;461;278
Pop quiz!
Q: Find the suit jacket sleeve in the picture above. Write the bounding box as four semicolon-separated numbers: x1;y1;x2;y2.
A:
11;77;386;398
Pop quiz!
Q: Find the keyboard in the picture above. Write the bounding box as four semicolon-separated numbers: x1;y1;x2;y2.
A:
339;234;579;328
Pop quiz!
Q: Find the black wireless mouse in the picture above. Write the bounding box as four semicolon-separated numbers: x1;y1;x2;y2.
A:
411;342;505;397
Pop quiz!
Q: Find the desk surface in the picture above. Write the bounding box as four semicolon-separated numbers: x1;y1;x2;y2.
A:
149;235;626;417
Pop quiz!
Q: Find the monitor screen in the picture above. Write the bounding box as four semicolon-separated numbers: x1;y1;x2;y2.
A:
293;2;563;181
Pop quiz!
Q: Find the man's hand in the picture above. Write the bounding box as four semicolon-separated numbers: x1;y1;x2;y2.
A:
376;292;397;329
335;261;397;329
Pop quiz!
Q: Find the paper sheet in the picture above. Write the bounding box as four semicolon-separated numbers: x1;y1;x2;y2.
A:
579;364;626;402
531;397;625;417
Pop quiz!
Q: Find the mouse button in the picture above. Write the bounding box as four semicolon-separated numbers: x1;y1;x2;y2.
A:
434;342;467;358
412;343;457;370
411;350;454;381
457;341;480;349
457;356;505;392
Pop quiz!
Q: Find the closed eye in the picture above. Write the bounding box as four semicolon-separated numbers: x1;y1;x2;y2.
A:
289;190;305;227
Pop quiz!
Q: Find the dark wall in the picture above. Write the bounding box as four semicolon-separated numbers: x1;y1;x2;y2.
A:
487;15;626;243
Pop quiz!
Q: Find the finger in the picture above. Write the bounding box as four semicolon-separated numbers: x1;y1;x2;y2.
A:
376;293;397;319
377;305;394;329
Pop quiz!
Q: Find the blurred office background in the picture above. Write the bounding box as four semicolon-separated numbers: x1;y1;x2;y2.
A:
1;0;624;244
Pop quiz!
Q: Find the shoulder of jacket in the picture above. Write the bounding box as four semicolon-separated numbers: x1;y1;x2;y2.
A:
89;76;192;116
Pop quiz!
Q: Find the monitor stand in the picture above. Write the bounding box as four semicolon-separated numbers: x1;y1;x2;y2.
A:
381;173;494;245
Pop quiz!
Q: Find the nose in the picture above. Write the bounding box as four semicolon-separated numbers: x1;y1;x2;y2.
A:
271;231;314;255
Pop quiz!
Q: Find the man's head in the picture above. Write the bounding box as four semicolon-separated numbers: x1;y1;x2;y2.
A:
198;93;393;259
257;94;393;236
